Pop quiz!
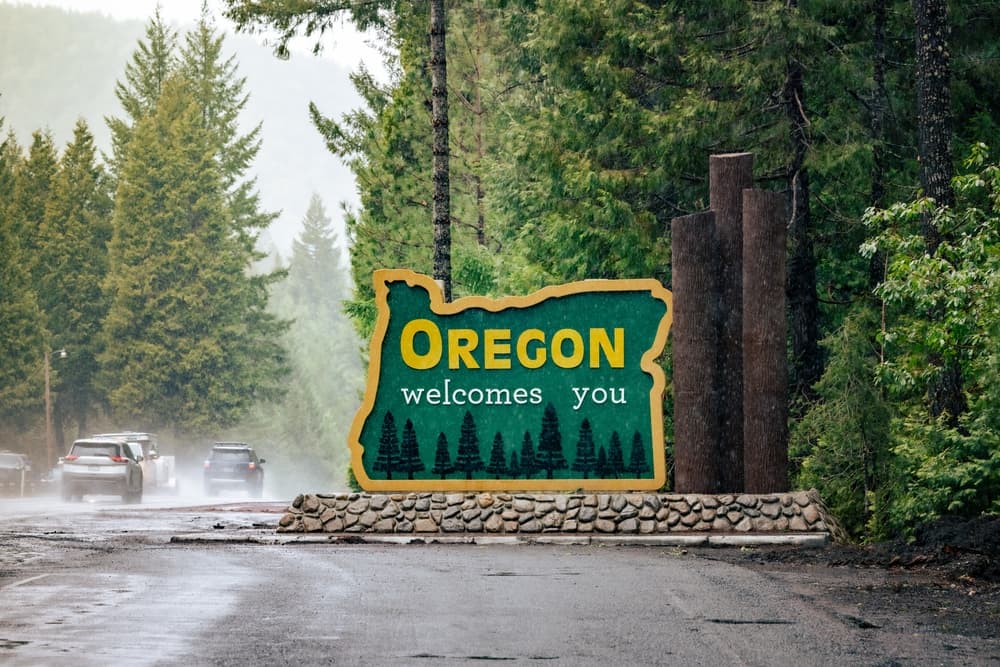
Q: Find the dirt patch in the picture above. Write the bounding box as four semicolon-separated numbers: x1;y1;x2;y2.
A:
701;515;1000;641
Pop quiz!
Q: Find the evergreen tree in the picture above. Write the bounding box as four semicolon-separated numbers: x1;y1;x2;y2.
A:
10;131;58;282
537;402;566;479
180;7;276;240
106;7;178;179
628;431;649;477
288;194;350;309
36;120;113;440
607;431;625;479
508;449;521;479
595;445;609;479
0;127;45;423
486;431;507;479
399;418;425;480
374;410;399;480
256;193;363;490
572;418;596;479
519;430;537;479
456;410;484;480
99;74;289;430
431;431;455;480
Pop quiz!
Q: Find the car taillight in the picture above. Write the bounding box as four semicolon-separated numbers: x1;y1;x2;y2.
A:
64;454;78;462
204;461;211;469
110;455;128;463
248;462;256;471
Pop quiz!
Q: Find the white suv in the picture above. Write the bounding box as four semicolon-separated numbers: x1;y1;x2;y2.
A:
61;438;143;503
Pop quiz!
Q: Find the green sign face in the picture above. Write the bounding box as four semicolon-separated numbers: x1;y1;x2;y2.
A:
349;270;673;491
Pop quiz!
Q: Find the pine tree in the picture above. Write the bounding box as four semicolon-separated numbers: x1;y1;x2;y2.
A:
180;7;276;239
99;75;289;430
10;131;58;282
432;431;455;480
106;8;178;180
259;193;363;488
508;449;521;479
486;431;507;479
36;120;113;439
538;402;566;479
0;127;46;423
628;431;649;477
572;418;596;479
519;430;537;479
595;445;608;479
399;418;425;480
374;410;399;480
456;410;484;480
607;431;625;479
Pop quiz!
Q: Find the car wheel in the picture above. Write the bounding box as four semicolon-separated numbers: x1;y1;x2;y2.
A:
61;484;73;502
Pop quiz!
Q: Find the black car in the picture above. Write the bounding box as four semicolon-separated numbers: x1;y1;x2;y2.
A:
203;442;265;497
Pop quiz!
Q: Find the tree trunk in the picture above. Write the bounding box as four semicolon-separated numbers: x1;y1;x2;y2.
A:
871;0;888;211
783;36;822;402
742;189;789;493
868;0;889;289
913;0;954;253
709;153;752;492
913;0;966;426
671;211;721;493
430;0;452;301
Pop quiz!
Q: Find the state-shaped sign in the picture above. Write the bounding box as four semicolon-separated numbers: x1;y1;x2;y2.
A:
348;269;673;491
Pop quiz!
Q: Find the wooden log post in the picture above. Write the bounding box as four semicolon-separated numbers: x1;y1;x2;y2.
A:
670;211;720;492
709;153;753;492
742;189;789;493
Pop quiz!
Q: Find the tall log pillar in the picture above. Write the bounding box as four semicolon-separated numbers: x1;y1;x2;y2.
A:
671;212;720;492
709;153;753;492
742;189;789;492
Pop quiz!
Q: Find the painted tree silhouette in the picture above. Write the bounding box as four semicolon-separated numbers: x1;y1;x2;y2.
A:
399;418;425;480
571;418;597;479
431;431;455;480
519;431;538;479
607;431;625;479
628;430;650;476
374;410;399;480
486;431;507;479
538;402;567;479
595;445;609;478
455;410;484;480
508;449;521;478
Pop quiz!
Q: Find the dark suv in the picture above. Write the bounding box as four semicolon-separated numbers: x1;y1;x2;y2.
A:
203;442;265;497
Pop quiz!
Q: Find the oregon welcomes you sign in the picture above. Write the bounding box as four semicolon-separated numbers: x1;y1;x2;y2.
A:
348;270;673;492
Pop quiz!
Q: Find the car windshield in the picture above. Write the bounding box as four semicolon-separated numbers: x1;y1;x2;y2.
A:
72;443;119;457
212;450;250;462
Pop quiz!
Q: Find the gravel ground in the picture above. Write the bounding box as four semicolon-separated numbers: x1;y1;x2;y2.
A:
695;515;1000;641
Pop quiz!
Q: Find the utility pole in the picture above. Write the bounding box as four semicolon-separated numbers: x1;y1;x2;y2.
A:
44;348;66;470
44;349;54;470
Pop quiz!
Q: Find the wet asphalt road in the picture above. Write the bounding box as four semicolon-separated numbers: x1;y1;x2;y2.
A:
0;494;992;666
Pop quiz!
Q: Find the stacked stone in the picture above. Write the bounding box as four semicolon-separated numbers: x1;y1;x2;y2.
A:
278;490;829;535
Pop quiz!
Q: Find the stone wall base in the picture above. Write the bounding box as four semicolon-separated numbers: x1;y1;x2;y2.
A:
278;489;833;536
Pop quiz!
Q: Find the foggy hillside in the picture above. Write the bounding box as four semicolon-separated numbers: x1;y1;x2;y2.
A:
0;2;365;256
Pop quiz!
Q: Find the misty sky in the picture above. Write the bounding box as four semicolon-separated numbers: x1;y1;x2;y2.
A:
13;0;384;75
3;0;389;256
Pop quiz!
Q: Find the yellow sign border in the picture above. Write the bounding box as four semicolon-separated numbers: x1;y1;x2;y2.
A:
348;269;673;492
